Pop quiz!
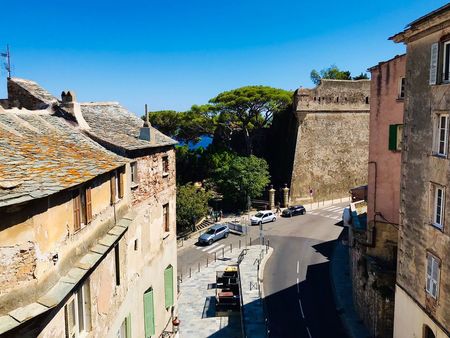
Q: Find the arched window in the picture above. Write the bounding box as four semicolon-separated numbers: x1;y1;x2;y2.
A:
423;324;436;338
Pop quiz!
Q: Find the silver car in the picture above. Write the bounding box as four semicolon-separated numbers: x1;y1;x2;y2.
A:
198;224;230;245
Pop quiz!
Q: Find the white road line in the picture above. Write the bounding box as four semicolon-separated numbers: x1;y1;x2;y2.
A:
296;278;300;293
298;298;305;318
306;326;312;338
205;244;225;254
297;260;299;274
201;243;219;252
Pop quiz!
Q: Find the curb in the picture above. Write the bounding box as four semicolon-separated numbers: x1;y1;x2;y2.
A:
259;247;274;299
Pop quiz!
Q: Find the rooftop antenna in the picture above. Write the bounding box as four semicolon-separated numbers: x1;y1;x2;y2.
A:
0;45;11;79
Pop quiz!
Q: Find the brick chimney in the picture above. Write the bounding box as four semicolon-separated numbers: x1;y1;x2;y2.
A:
61;91;90;130
139;104;155;143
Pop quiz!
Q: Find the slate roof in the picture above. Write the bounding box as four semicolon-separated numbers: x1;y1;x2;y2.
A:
10;78;58;105
81;102;177;151
0;108;127;207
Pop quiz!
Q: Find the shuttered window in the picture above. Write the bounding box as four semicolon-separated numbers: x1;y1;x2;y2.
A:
431;184;445;229
163;204;169;232
426;254;440;299
444;41;450;83
126;314;132;338
430;42;439;85
73;192;81;232
110;172;116;205
143;288;155;337
119;169;125;199
85;186;92;224
388;124;402;151
433;114;448;156
164;265;174;309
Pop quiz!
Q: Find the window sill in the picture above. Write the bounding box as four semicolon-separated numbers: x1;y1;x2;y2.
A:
163;232;170;240
131;182;139;190
162;172;169;178
431;223;444;231
432;153;448;159
396;97;404;102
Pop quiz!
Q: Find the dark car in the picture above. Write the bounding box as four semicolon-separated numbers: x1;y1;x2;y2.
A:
282;205;306;217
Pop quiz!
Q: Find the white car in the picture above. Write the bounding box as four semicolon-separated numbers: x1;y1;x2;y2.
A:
251;210;276;225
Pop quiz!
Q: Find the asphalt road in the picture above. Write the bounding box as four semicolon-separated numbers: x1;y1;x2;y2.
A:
264;204;348;338
177;204;348;338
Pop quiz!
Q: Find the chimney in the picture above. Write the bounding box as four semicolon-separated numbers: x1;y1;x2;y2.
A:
61;90;90;130
139;104;155;143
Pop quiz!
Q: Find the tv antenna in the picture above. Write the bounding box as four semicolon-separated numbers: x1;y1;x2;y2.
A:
1;45;11;79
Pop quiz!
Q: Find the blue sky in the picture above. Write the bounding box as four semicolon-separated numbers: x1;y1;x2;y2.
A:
0;0;447;115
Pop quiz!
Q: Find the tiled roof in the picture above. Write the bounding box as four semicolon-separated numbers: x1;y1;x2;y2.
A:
10;78;58;105
0;108;127;207
81;102;177;151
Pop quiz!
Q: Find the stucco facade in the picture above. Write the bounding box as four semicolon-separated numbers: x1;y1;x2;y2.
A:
290;79;370;203
391;4;450;337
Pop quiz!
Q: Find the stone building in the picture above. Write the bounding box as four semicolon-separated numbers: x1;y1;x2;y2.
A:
390;4;450;338
0;78;178;337
289;79;370;203
348;54;406;338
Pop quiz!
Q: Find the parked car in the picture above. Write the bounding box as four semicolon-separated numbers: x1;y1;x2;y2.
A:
282;205;306;217
250;210;276;225
198;224;230;245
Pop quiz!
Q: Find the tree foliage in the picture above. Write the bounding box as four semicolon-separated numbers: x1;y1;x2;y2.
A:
176;184;211;234
211;152;270;209
310;65;352;85
208;86;292;155
352;72;369;80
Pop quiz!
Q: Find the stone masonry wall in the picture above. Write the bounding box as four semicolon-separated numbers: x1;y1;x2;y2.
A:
290;80;370;203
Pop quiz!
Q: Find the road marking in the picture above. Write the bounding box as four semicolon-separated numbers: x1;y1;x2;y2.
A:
306;326;312;338
298;298;305;318
201;243;219;252
296;278;299;293
296;260;299;274
205;244;225;254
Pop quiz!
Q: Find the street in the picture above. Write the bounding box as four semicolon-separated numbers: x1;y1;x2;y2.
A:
177;203;348;338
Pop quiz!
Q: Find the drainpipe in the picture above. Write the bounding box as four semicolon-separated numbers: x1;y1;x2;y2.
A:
367;161;377;247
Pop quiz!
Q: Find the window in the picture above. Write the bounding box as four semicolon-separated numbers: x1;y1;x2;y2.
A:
65;280;91;337
131;162;138;185
388;124;403;151
163;203;169;232
398;77;405;99
162;156;169;176
117;315;132;338
433;114;448;156
110;168;125;204
430;43;439;85
143;288;155;337
426;254;440;299
114;243;121;286
73;191;81;233
423;325;436;338
164;265;174;309
73;186;93;232
443;41;450;83
431;184;445;229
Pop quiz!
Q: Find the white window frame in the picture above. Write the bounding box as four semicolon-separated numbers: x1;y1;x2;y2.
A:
443;41;450;83
426;254;440;299
431;184;445;229
65;280;91;338
433;113;448;157
130;162;138;185
398;77;405;99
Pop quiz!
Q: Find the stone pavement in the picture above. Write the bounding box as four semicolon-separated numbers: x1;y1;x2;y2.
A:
330;234;371;338
178;245;272;338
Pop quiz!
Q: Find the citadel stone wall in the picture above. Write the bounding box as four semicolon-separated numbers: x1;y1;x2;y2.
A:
290;80;370;203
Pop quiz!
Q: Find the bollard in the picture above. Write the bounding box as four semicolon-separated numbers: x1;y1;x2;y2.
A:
198;262;200;272
250;237;252;246
215;252;217;262
222;247;224;258
207;257;209;267
189;267;191;278
230;243;232;253
239;239;241;249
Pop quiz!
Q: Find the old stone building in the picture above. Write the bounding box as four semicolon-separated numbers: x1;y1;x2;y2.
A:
0;78;178;337
289;79;370;203
390;4;450;338
348;54;406;338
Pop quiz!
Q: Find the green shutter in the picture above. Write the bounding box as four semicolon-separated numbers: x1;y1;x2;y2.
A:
144;289;155;337
388;124;398;151
164;266;174;308
126;313;132;338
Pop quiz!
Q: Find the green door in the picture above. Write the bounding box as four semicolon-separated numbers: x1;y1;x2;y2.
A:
143;288;155;337
164;266;174;309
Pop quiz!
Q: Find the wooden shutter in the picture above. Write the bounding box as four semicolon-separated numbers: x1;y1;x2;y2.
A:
430;42;439;85
426;255;432;294
85;186;92;224
73;192;81;232
110;173;116;205
126;313;132;338
164;265;174;308
119;169;125;199
143;289;155;337
388;124;398;151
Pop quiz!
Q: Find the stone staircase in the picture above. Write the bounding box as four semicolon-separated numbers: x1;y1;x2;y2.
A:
195;218;215;232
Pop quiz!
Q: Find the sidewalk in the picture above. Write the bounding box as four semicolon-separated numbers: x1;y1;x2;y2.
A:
178;245;271;338
330;236;371;338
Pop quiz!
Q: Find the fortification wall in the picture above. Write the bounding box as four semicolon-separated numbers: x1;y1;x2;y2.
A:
290;80;370;203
